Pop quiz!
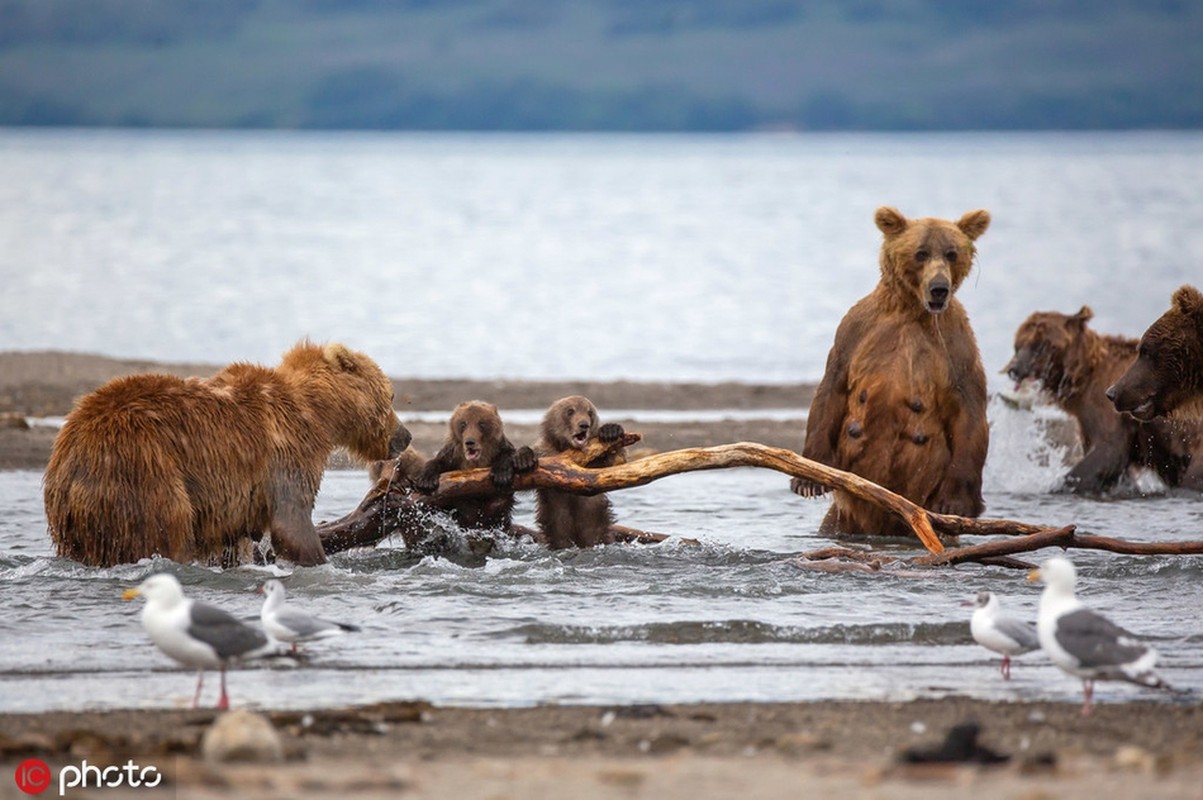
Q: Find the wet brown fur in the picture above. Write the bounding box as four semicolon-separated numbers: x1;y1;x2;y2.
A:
794;206;992;536
369;445;427;486
1005;306;1203;493
1109;285;1203;425
534;395;626;549
415;401;532;530
43;341;409;567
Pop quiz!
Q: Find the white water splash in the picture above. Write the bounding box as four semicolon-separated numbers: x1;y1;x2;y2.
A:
983;393;1077;493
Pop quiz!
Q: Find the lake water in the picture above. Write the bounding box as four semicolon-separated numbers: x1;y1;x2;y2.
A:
2;129;1202;713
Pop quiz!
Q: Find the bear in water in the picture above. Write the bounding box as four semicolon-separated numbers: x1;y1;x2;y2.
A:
534;395;626;549
44;340;410;567
414;400;535;530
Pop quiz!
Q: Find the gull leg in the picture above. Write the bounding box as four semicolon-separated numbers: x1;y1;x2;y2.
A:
1001;655;1011;680
192;670;205;710
1081;679;1094;716
217;666;230;710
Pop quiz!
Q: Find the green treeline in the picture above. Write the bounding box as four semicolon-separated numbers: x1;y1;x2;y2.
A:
0;0;1199;131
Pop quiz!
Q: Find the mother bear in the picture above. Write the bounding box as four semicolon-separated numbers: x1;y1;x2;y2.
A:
44;340;410;567
792;206;992;537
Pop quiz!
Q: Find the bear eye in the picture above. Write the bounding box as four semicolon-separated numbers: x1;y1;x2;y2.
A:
915;250;929;263
945;250;957;263
566;409;575;418
458;421;468;433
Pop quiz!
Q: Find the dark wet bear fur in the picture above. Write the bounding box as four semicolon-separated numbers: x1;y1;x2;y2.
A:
1108;285;1203;423
535;395;626;549
1005;305;1203;493
792;206;991;536
414;401;535;530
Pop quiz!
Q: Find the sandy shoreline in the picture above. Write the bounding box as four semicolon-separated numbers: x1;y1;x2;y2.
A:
2;699;1200;798
0;350;815;470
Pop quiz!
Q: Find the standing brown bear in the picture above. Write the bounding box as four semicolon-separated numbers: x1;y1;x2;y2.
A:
414;401;535;530
1108;285;1203;423
44;341;411;567
534;395;626;549
792;206;992;537
1005;306;1203;493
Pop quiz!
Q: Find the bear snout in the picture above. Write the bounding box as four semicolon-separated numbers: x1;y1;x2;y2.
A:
925;277;951;312
1106;366;1160;420
1004;348;1033;383
387;424;413;458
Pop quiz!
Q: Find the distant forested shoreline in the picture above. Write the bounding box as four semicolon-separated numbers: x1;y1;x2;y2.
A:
1;0;1200;131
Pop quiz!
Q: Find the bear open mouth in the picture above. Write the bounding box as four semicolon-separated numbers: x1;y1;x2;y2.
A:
464;445;481;461
572;431;589;448
1127;399;1157;421
926;299;948;313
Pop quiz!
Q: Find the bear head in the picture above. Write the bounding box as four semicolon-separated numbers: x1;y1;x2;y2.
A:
1107;285;1203;421
1004;306;1094;395
282;341;410;462
876;206;990;315
449;400;507;466
542;395;600;451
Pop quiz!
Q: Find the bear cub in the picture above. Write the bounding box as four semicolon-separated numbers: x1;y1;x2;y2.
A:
535;395;626;549
415;400;535;530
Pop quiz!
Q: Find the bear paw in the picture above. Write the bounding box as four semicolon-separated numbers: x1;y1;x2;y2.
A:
598;423;625;443
790;476;831;498
512;446;537;474
414;467;442;495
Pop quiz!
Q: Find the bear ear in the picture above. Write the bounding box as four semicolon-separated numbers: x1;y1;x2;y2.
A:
322;343;359;373
1072;305;1094;325
956;209;991;241
1172;285;1203;322
874;207;908;238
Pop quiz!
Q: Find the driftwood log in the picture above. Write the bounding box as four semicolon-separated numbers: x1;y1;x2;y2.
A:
316;436;1203;570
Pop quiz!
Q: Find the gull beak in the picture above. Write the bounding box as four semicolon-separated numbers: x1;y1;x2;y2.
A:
1026;569;1042;583
958;600;975;607
122;588;141;601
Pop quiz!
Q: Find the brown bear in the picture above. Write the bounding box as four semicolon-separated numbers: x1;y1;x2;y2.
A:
43;341;411;568
414;400;535;530
791;206;991;537
1005;305;1203;493
1108;285;1203;423
534;395;626;549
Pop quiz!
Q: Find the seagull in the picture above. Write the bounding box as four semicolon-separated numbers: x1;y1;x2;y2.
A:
258;579;360;653
1028;556;1171;715
123;573;284;709
966;590;1040;680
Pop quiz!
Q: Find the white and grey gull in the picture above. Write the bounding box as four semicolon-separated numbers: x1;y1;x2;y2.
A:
966;590;1040;680
258;579;360;653
123;573;285;709
1029;555;1171;715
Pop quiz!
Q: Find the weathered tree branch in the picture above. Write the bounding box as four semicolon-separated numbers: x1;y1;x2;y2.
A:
318;437;949;555
316;436;1203;569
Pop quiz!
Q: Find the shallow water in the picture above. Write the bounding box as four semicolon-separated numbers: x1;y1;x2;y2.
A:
3;400;1201;713
2;129;1203;713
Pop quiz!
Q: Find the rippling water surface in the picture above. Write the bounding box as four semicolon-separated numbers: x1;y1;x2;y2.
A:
2;130;1203;712
3;401;1202;712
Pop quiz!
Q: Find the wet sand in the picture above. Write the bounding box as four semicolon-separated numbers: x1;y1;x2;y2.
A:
2;699;1201;799
0;350;813;470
